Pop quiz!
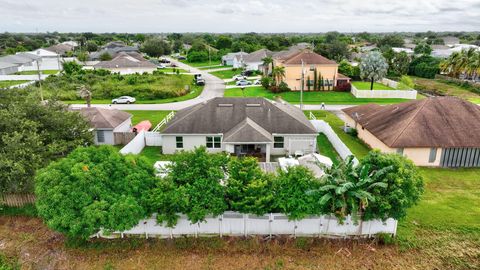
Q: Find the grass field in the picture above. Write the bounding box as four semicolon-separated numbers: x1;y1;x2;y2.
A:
413;76;480;103
124;110;172;126
0;80;29;88
225;86;412;105
157;68;188;73
14;70;58;75
180;60;222;67
209;69;241;79
352;81;396;90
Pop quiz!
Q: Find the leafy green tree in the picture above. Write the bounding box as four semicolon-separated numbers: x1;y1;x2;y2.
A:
360;51;389;90
409;55;440;78
225;157;274;215
76;51;88;63
35;146;156;239
360;151;424;220
141;38;171;57
0;90;93;194
85;41;98;52
414;42;432;55
273;166;321;220
377;34;404;48
216;35;233;50
391;51;411;76
315;40;350;62
62;61;83;75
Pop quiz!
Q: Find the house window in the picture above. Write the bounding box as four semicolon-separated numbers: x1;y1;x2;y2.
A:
429;148;437;163
206;136;221;148
309;65;315;71
274;136;284;148
396;148;404;155
176;136;183;148
97;130;105;143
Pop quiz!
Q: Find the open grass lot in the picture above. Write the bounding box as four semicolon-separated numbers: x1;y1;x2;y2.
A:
413;76;480;104
124;110;172;126
352;81;396;90
14;70;58;75
225;86;413;105
209;68;241;79
157;67;188;73
0;80;29;88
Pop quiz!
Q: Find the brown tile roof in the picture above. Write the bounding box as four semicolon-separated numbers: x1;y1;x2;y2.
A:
162;97;317;135
342;97;480;148
79;107;132;129
283;50;337;65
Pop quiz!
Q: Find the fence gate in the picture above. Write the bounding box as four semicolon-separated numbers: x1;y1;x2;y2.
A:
114;132;136;145
440;148;480;168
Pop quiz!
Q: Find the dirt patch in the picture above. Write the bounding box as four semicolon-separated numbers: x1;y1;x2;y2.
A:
0;216;475;270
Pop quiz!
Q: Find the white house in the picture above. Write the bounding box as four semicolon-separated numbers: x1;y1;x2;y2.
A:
161;97;318;162
0;53;41;72
222;52;248;66
0;61;18;75
79;107;132;145
26;49;61;70
242;49;273;71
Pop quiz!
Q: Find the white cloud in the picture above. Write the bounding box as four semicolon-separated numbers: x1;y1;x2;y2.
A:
0;0;478;32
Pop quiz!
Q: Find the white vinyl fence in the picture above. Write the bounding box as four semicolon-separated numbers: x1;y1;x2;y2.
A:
351;87;417;99
145;132;162;146
120;131;146;155
310;119;359;166
0;74;49;81
98;212;397;239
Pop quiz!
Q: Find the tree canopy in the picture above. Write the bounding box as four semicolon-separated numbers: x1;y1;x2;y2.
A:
360;51;389;89
140;38;172;57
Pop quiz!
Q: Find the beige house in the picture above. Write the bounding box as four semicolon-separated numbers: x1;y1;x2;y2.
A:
93;52;157;74
342;97;480;167
273;50;350;91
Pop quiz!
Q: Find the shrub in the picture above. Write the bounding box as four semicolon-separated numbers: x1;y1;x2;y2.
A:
35;146;157;239
399;75;415;89
278;81;291;92
335;82;351;91
408;55;440;79
346;128;358;137
260;77;273;89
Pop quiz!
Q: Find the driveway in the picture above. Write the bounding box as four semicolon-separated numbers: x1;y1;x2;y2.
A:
70;57;226;111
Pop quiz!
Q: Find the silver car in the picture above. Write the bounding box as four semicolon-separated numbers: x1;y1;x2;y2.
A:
112;96;136;104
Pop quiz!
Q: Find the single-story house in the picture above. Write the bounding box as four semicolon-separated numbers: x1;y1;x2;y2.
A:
234;49;273;71
93;52;157;74
342;97;480;167
45;43;75;56
273;50;349;91
161;97;318;162
26;49;61;70
89;46;139;61
0;61;19;75
222;52;248;66
0;53;41;72
79;107;132;145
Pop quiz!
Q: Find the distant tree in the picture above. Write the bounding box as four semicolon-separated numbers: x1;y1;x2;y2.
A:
99;52;112;61
216;35;233;50
62;61;83;75
391;51;411;76
76;51;88;63
360;51;389;90
414;42;433;55
85;41;98;52
338;60;354;78
261;56;273;77
173;39;183;53
377;34;404;48
0;90;93;194
141;38;171;57
315;40;350;62
409;55;440;78
36;146;156;239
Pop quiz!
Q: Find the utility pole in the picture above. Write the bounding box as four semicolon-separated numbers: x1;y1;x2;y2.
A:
300;59;305;110
36;60;43;101
208;46;211;65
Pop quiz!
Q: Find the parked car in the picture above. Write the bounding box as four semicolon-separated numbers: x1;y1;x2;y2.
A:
196;78;205;86
157;64;167;69
253;79;261;85
241;70;254;77
177;56;186;60
112;96;136;104
232;74;247;81
236;80;252;86
194;74;203;80
159;58;170;63
170;63;178;67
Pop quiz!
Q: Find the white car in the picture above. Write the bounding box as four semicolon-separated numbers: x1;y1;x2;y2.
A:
112;96;136;104
253;79;261;85
158;64;167;68
236;80;252;86
232;74;247;81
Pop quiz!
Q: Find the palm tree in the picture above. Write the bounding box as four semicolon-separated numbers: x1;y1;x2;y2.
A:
271;66;285;87
262;56;273;77
441;49;480;80
78;85;92;108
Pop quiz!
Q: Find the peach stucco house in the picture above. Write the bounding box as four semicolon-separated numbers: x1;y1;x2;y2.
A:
342;97;480;167
273;50;350;91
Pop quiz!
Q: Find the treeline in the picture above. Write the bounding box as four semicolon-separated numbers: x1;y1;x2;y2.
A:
35;146;424;239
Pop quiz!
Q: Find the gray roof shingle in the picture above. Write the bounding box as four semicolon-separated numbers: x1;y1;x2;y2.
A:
79;107;132;129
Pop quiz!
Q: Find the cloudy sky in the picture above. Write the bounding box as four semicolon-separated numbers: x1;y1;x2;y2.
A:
1;0;479;33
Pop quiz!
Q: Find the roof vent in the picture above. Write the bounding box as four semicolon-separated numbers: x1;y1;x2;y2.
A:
218;103;233;107
246;104;261;107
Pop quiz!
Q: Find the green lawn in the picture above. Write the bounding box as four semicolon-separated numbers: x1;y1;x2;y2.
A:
413;76;480;104
137;146;174;166
306;110;371;158
209;69;241;79
225;86;411;105
157;68;188;73
352;81;396;90
316;134;341;164
0;80;30;88
180;60;222;67
198;65;232;70
124;110;172;126
15;70;58;75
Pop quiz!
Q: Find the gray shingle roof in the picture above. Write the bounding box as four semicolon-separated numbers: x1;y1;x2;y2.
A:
162;97;317;137
79;107;132;129
243;49;273;63
223;118;273;143
93;52;156;69
0;53;39;65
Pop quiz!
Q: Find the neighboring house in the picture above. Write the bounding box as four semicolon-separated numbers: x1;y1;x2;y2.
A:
0;53;41;72
0;61;19;75
79;107;132;145
342;97;480;167
45;43;75;56
89;46;139;61
93;52;157;74
392;47;414;54
442;36;460;47
274;50;349;91
161;97;318;162
26;49;61;70
241;49;273;71
222;52;248;66
102;41;128;49
61;41;79;48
